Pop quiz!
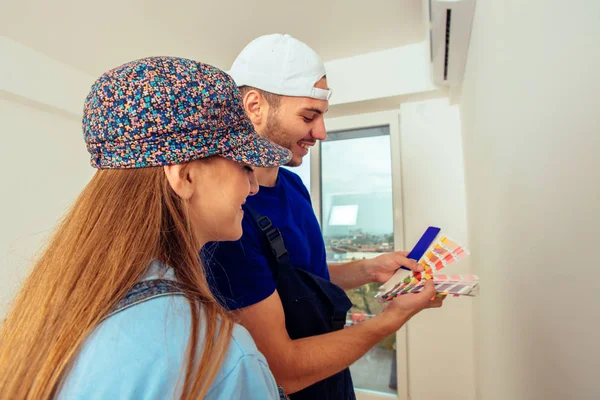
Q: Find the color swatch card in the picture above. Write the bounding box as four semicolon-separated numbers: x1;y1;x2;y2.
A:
378;274;479;301
376;226;441;295
376;229;479;302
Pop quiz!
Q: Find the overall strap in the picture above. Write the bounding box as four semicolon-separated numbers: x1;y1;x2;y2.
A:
104;279;185;321
245;205;292;277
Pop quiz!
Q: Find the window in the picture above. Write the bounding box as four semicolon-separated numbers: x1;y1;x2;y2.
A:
321;125;397;395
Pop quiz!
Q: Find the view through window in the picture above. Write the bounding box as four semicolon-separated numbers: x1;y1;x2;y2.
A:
321;126;397;395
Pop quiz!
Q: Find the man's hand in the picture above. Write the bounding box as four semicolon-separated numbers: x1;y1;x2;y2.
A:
366;251;424;283
380;280;445;328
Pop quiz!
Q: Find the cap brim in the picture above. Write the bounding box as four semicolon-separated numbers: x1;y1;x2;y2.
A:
220;132;292;168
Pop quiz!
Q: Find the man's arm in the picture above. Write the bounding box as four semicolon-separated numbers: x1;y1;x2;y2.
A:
329;251;423;291
234;281;442;395
328;260;373;290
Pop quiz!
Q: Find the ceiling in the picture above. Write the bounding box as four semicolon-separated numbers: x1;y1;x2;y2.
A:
2;0;426;76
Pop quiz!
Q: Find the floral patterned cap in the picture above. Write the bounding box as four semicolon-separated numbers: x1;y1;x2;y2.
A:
83;56;292;169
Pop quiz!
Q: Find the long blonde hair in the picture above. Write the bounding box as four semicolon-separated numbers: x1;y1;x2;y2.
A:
0;167;233;399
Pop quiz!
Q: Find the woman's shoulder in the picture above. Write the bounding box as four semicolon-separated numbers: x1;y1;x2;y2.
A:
58;294;273;399
206;323;279;399
99;294;267;374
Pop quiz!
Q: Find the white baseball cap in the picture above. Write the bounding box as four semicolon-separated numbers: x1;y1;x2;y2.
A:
229;34;332;101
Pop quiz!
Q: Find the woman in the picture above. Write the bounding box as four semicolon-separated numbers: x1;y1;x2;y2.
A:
0;57;292;399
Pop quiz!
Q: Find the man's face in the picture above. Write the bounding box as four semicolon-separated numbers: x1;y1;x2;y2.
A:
261;78;329;167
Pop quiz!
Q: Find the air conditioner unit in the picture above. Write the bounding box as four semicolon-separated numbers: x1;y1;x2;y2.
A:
427;0;476;86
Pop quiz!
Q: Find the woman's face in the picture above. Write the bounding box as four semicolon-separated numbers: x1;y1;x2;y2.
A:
165;157;259;244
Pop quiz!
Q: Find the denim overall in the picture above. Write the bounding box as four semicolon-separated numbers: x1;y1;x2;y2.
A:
247;206;356;400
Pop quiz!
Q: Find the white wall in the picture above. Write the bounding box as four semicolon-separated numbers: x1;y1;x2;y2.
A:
325;43;437;106
0;96;93;317
0;39;95;317
1;36;95;116
399;99;475;400
460;1;600;399
0;39;96;317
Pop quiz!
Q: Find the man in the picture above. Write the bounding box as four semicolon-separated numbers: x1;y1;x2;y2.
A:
206;34;444;399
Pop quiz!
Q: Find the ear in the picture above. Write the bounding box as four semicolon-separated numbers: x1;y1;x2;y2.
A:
243;89;268;127
164;164;194;200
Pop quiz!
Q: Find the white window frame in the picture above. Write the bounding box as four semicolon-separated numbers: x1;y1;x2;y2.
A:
310;110;407;400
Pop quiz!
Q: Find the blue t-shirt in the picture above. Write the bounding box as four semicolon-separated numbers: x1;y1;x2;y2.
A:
206;168;329;310
57;262;279;400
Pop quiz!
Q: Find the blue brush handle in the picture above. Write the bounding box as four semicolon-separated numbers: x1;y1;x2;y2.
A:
399;226;441;271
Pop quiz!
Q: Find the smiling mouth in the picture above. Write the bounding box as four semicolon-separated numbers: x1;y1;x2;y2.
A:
299;142;314;150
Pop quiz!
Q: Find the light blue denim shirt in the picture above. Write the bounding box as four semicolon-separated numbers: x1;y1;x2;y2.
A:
57;261;278;399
